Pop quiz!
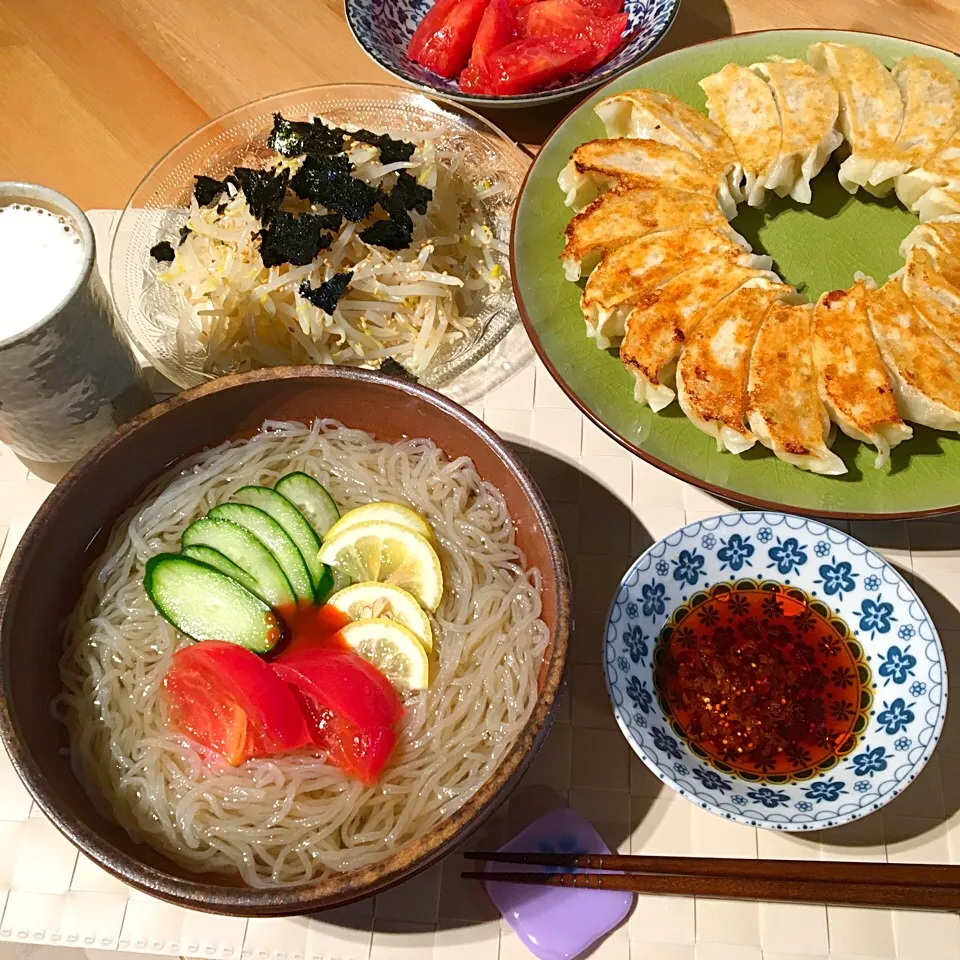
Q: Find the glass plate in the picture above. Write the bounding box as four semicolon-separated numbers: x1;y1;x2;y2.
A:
110;83;532;401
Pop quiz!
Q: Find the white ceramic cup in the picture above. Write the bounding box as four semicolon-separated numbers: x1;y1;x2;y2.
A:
0;182;154;462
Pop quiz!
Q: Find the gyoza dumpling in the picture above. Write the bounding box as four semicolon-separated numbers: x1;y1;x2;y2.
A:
901;244;960;353
900;216;960;281
866;278;960;433
896;126;960;211
676;277;799;453
699;64;782;207
867;57;960;192
808;42;904;196
620;259;778;410
558;139;737;216
746;303;846;475
917;187;960;222
594;89;744;204
751;57;842;204
560;187;744;282
812;281;912;467
581;227;766;348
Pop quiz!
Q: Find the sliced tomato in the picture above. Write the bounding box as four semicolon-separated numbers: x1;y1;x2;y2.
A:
411;0;490;78
274;647;403;784
408;0;461;59
578;0;623;14
579;12;628;68
163;641;313;766
485;35;594;95
460;0;517;91
516;0;592;38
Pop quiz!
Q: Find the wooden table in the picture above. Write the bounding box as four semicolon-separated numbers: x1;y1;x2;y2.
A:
2;0;959;211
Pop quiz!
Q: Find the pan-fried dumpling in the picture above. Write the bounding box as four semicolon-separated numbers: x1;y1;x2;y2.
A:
560;187;744;282
595;89;744;205
812;281;912;467
901;245;960;353
867;57;960;192
917;186;960;222
746;303;846;475
557;139;737;216
899;216;960;281
808;42;904;196
896;126;960;212
751;57;842;204
620;259;778;410
676;277;799;454
866;278;960;433
699;64;782;207
581;227;766;348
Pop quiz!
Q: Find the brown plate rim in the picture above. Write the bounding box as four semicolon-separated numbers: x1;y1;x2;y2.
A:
0;365;572;914
510;27;960;522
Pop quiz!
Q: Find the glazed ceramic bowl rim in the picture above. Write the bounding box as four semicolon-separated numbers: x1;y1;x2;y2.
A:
0;182;95;351
604;510;947;831
0;365;571;913
343;0;681;108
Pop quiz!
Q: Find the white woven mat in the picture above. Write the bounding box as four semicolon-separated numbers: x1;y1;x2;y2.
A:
0;211;958;960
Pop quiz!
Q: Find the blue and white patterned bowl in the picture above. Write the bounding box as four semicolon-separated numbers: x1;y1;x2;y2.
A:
345;0;680;108
605;512;947;831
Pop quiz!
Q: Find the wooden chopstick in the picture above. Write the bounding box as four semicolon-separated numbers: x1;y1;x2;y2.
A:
464;851;960;889
460;869;960;910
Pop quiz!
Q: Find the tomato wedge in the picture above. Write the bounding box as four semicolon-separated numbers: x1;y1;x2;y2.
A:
408;0;461;59
516;0;592;37
273;647;403;784
484;35;594;95
460;0;517;92
578;0;623;14
579;12;628;68
410;0;490;78
163;641;313;766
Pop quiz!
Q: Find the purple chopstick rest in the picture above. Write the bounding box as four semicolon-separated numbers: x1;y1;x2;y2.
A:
483;806;634;960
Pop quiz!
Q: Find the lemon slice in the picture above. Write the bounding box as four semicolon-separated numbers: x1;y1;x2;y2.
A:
317;520;443;611
340;618;430;690
328;581;434;651
325;502;433;542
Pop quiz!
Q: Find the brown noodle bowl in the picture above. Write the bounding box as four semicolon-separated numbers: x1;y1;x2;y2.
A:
58;419;548;887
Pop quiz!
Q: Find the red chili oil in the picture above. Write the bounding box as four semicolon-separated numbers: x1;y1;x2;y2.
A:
655;587;864;777
271;603;351;658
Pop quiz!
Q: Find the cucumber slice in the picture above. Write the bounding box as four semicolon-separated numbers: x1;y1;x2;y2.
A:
232;486;330;596
274;472;340;539
209;503;313;602
182;517;295;607
144;554;283;653
181;545;262;597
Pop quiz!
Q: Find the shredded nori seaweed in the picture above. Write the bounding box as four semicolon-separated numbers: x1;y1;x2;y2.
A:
234;167;290;223
359;211;413;250
194;175;225;207
386;171;432;215
349;128;416;165
290;155;379;222
258;211;335;267
267;114;346;158
178;224;192;245
379;358;418;381
150;240;176;263
299;271;354;315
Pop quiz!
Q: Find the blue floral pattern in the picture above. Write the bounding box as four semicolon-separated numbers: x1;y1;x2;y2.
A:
624;625;649;664
877;698;915;735
817;559;857;599
717;533;755;572
605;511;945;834
672;549;705;586
767;536;808;575
804;778;846;803
860;598;896;637
851;746;889;777
879;644;917;685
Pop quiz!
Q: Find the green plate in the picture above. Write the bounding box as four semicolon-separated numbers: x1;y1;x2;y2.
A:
512;30;960;520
